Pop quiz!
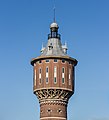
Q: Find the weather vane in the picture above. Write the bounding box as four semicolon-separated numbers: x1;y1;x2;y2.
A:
53;0;56;22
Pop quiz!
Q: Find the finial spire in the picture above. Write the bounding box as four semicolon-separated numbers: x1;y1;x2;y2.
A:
53;0;56;22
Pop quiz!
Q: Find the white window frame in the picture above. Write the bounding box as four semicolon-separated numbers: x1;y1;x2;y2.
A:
62;67;65;84
54;66;57;84
46;67;49;84
39;68;42;84
69;68;71;85
34;69;36;86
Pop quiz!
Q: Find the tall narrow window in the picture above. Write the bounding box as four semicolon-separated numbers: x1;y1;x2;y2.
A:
54;66;57;83
39;78;42;84
46;67;48;73
39;68;42;73
46;78;48;83
69;69;71;85
62;67;65;84
34;69;36;86
62;67;64;73
46;67;49;84
39;68;42;84
62;78;65;84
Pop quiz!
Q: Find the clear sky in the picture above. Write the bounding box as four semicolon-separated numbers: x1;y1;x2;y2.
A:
0;0;109;120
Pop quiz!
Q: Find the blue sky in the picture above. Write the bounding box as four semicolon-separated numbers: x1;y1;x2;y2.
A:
0;0;109;120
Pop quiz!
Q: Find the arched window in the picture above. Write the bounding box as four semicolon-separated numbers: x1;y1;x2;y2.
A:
54;66;57;83
39;68;42;84
69;68;71;85
62;67;65;84
46;67;49;84
34;69;36;86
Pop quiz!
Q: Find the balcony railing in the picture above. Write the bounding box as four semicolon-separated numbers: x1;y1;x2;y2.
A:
48;34;61;40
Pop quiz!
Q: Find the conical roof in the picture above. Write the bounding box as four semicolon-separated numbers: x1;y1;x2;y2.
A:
40;22;68;57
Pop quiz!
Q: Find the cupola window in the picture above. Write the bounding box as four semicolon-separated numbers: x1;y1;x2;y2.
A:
48;22;61;39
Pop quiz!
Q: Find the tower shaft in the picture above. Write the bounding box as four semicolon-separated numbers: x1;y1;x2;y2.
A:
40;100;67;120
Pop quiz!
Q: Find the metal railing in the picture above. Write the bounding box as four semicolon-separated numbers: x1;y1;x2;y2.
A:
48;34;61;40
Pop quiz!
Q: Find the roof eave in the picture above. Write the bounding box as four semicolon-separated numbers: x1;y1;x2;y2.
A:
30;55;78;66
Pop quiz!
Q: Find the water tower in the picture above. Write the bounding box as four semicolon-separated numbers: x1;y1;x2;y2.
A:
31;21;78;120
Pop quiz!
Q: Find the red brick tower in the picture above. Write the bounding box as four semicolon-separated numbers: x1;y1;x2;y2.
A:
31;22;78;120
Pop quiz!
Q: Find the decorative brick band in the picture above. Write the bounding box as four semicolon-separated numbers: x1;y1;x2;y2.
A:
40;99;68;106
40;117;66;120
35;89;72;103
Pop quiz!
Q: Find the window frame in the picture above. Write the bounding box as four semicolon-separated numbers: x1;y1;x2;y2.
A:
46;67;49;73
62;67;65;84
46;77;49;84
62;67;65;73
54;66;57;84
54;59;58;63
61;59;66;64
45;59;49;63
39;68;42;74
46;66;49;84
62;78;65;84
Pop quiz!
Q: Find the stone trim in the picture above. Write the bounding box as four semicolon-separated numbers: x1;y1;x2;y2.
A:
40;100;68;106
34;87;73;92
40;117;66;120
31;56;77;66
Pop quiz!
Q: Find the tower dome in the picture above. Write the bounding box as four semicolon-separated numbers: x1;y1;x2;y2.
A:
50;22;59;29
50;22;59;32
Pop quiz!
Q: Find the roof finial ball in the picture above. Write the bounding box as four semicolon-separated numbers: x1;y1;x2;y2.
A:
50;22;59;32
